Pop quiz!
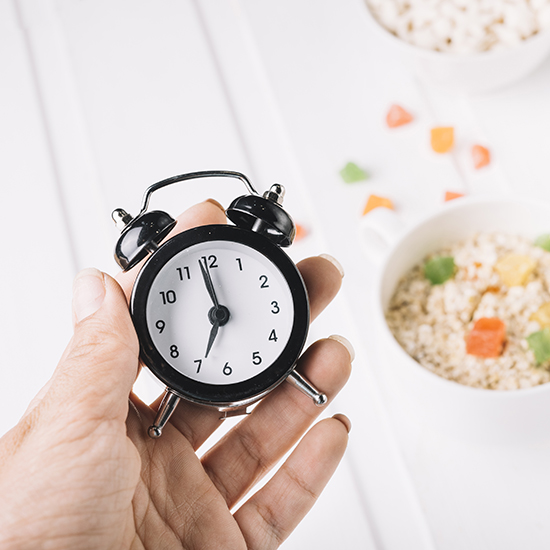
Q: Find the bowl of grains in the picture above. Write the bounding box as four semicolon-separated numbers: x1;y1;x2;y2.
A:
361;196;550;444
363;0;550;94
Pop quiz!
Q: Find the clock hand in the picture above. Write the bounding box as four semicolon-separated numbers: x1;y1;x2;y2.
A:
205;320;219;358
204;306;231;358
199;259;219;308
199;258;231;358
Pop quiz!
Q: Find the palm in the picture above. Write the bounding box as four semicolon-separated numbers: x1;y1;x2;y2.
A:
128;416;244;549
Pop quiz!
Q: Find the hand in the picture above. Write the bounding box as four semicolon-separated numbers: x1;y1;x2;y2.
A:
0;199;353;550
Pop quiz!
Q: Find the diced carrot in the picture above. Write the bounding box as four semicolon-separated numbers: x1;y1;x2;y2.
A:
431;127;454;153
362;194;394;216
294;223;308;242
386;104;414;128
485;285;501;293
472;144;490;169
466;317;506;358
445;191;464;202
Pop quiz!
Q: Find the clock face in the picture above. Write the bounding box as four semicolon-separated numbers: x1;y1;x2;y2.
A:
131;225;309;406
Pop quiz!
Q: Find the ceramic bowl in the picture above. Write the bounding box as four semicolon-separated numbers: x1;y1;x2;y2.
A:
361;196;550;445
363;2;550;94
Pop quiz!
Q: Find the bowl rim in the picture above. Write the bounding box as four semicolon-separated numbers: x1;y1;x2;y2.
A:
374;194;550;398
363;0;550;60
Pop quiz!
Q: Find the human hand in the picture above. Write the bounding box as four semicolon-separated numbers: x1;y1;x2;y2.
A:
0;199;353;550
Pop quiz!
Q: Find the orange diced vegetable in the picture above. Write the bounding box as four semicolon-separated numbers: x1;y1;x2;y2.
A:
362;194;394;216
294;223;308;242
495;254;536;287
466;317;506;358
444;191;464;202
386;104;414;128
431;127;454;153
472;144;491;169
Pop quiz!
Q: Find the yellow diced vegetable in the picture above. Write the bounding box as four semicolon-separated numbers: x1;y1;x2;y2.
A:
531;302;550;328
494;254;536;286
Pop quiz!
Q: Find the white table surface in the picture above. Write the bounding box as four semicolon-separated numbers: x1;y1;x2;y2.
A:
3;0;550;548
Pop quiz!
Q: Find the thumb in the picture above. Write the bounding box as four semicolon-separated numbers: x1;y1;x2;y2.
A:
47;268;140;422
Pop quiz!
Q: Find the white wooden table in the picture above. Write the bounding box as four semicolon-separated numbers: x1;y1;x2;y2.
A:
2;1;550;548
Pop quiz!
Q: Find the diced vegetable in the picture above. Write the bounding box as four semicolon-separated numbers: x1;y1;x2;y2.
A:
362;194;393;216
466;317;506;358
530;302;550;328
534;233;550;252
527;328;550;365
494;254;536;287
444;191;464;202
386;104;414;128
294;223;307;242
430;127;454;153
424;256;455;285
472;144;491;169
340;162;369;183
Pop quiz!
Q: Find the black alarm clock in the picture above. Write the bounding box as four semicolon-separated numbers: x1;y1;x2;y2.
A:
112;171;326;438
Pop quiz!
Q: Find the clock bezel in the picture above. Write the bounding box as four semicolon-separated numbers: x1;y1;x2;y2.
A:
130;224;310;407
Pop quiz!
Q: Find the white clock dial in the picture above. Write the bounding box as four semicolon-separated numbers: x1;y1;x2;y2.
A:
145;240;295;384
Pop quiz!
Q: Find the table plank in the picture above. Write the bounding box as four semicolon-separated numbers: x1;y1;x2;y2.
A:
0;0;74;434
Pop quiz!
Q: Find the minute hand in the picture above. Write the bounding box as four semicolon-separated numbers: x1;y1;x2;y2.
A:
199;259;219;307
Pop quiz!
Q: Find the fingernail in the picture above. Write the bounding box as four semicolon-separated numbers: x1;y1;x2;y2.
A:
72;268;106;324
328;334;355;362
319;254;345;278
333;413;352;434
205;198;225;212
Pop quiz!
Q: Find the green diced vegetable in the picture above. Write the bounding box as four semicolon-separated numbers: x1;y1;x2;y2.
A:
535;234;550;252
339;162;369;183
424;256;455;285
527;328;550;365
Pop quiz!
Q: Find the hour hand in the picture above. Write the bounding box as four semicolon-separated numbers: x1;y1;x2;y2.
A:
205;321;219;358
199;259;219;307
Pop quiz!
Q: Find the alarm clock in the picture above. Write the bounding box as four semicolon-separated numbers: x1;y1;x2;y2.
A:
112;171;326;438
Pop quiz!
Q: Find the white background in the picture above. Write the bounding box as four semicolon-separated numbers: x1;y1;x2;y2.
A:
2;0;550;548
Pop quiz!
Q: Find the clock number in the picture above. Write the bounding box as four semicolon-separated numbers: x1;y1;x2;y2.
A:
223;362;232;376
201;255;218;269
236;258;243;271
271;301;280;314
194;359;202;373
170;345;179;358
259;275;269;288
269;329;278;342
160;290;177;305
155;320;166;333
176;266;190;280
252;351;262;365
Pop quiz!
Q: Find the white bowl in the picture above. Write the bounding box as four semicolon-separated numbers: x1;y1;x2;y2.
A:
363;1;550;94
361;197;550;445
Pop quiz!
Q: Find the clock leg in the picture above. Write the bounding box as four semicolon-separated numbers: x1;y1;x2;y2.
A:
286;370;328;406
148;390;181;438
